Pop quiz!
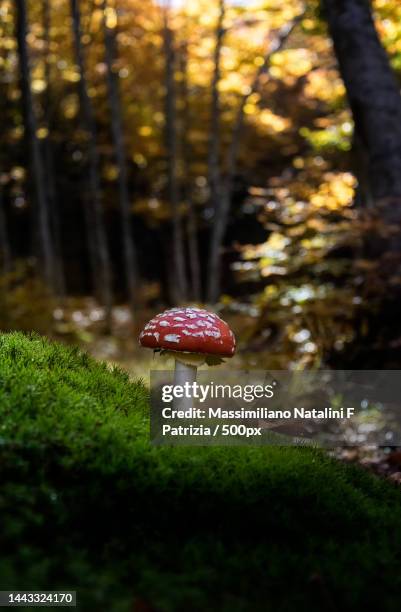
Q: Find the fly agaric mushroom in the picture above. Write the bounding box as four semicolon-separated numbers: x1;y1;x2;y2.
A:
139;307;236;409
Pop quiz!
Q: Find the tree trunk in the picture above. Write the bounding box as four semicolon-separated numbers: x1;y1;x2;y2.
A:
0;181;11;274
206;15;302;303
162;9;188;303
102;0;139;314
15;0;56;290
0;180;11;328
43;0;66;298
206;0;225;303
180;39;201;301
323;0;401;205
71;0;113;327
323;0;401;363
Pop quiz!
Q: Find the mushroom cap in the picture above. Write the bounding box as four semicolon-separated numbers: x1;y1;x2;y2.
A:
139;307;236;357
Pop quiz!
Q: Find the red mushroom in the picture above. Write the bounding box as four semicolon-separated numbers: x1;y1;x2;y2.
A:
139;307;236;409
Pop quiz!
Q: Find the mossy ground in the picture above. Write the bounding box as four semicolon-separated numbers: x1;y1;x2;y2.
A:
0;332;401;611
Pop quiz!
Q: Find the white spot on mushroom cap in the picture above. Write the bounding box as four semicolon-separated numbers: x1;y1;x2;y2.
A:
159;320;169;327
205;330;221;338
196;320;213;328
164;334;181;343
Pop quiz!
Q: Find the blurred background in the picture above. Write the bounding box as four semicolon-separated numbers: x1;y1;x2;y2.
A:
1;0;401;376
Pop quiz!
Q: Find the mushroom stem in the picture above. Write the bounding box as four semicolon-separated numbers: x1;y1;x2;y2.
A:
173;360;197;411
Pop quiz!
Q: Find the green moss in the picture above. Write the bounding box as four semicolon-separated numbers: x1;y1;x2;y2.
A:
0;332;401;611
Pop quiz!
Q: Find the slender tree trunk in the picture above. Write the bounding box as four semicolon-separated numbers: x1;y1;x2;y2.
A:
0;181;11;328
323;0;401;205
163;8;188;303
43;0;66;298
71;0;113;327
15;0;56;290
180;39;201;301
102;0;139;314
206;0;225;302
206;15;302;303
0;26;12;278
0;182;11;274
